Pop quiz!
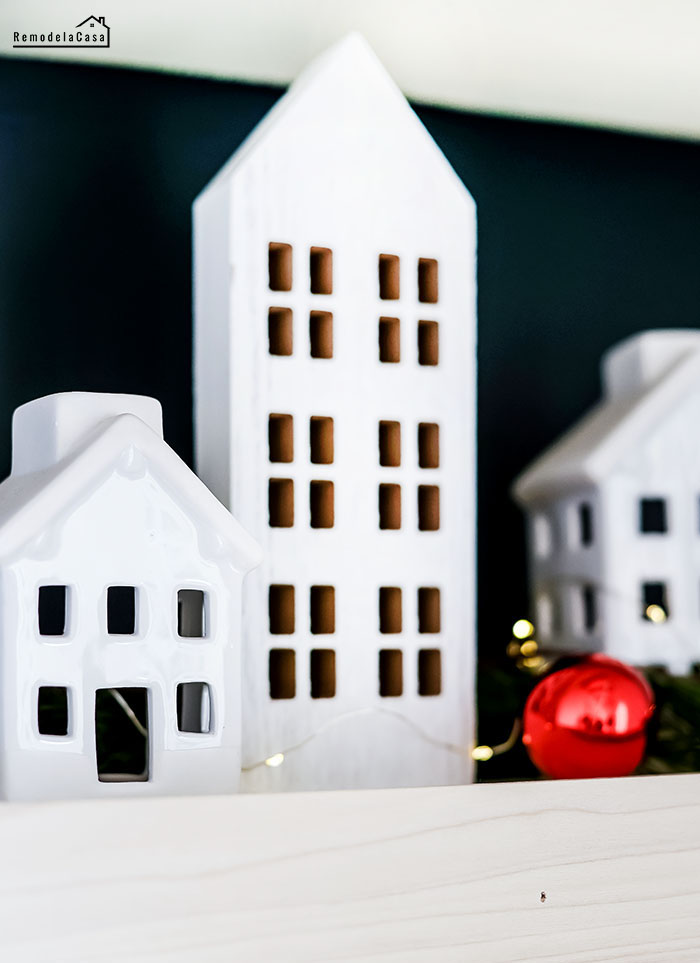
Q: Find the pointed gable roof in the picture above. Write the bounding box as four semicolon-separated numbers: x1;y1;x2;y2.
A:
513;330;700;503
0;394;261;571
197;33;469;205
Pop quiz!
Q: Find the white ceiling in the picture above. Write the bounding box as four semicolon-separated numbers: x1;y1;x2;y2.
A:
2;0;700;141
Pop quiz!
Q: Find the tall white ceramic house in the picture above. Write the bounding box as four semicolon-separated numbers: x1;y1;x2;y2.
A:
195;36;476;791
513;330;700;675
0;392;261;801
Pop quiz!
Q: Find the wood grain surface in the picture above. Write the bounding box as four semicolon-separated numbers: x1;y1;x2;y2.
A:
1;773;700;961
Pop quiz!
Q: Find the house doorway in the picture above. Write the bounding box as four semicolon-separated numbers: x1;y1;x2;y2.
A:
95;687;149;782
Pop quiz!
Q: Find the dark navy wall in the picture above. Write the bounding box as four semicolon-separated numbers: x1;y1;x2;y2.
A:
2;57;700;660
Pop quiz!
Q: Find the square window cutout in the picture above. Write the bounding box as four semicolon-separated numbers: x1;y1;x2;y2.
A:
38;585;67;637
379;317;400;363
269;584;295;635
310;586;335;634
310;247;333;295
418;258;439;303
269;242;292;291
269;649;296;699
310;311;333;358
268;308;293;356
379;587;402;634
177;682;212;733
640;498;667;533
379;649;403;697
38;686;69;736
310;649;336;699
418;321;439;366
379;254;400;300
107;586;136;635
268;414;294;463
269;478;294;527
178;589;207;638
418;649;441;696
379;484;401;529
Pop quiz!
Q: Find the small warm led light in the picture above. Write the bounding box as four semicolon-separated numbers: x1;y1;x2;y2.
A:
471;745;494;762
506;640;521;658
520;640;539;657
646;604;667;624
512;619;534;640
265;752;285;768
521;656;546;670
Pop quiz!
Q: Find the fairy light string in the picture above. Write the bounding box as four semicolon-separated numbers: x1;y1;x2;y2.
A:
109;617;558;770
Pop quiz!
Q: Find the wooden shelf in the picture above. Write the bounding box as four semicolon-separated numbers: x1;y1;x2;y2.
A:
2;773;700;960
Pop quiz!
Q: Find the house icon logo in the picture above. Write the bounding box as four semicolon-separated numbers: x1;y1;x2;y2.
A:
13;15;110;49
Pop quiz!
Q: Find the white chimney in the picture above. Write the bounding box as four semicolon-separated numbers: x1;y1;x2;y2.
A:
602;329;700;402
11;392;163;476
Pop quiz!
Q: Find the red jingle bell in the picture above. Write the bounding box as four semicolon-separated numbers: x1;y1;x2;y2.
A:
522;654;655;779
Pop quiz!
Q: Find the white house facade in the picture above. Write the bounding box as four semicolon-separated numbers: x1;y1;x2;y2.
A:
194;35;477;790
513;329;700;675
0;392;261;801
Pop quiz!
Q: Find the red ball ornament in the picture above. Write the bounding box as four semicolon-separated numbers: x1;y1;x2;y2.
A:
522;654;655;779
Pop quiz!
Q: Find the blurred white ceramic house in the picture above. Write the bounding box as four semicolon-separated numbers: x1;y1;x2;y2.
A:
0;392;260;801
513;330;700;674
194;35;477;791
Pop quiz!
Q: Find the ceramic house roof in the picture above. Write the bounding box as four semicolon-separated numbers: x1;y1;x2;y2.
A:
0;395;262;570
513;330;700;503
197;32;469;203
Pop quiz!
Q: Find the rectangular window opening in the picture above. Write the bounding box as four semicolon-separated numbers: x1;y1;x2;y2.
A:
418;320;439;366
95;687;149;782
418;422;439;469
378;254;400;300
310;649;336;699
379;587;402;634
310;585;335;634
310;311;333;358
177;682;212;734
379;317;400;363
268;413;294;463
379;649;403;697
269;584;295;635
38;585;67;637
269;478;294;528
579;502;593;546
418;649;442;696
582;585;596;633
269;649;295;699
379;420;401;467
643;582;669;621
418;258;439;303
310;480;334;528
379;483;401;530
178;589;207;638
418;587;441;633
310;247;333;295
418;485;440;531
537;593;554;639
38;686;69;736
533;514;553;558
107;586;136;636
310;416;334;464
269;242;292;291
268;307;293;356
640;497;667;533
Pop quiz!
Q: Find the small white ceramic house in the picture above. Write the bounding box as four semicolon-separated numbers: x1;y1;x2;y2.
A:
513;330;700;675
0;392;261;801
194;35;476;791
